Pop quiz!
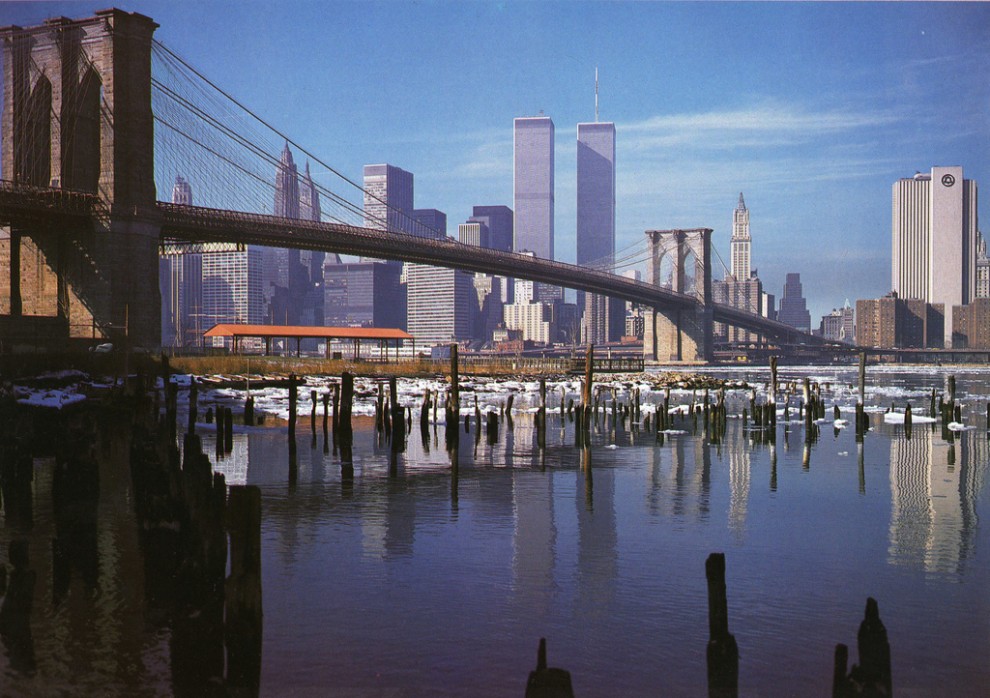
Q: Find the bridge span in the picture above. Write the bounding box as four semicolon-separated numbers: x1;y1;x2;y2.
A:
0;9;826;360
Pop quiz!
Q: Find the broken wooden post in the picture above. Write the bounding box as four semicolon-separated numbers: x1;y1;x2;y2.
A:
287;374;298;443
525;638;574;698
224;408;233;454
583;344;594;429
225;485;262;693
188;377;198;436
705;552;739;698
244;395;254;427
339;372;354;462
832;597;891;698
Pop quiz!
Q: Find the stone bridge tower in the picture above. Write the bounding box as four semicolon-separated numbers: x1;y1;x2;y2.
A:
1;9;161;349
643;228;713;363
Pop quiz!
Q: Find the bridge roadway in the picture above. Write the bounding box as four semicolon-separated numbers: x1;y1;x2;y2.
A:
158;203;824;344
0;182;824;345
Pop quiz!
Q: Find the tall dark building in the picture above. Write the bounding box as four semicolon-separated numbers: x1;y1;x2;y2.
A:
412;208;447;239
469;205;513;252
777;273;812;332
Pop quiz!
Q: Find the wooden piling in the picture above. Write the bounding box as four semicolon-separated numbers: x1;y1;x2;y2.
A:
583;344;594;428
310;390;317;435
339;372;354;458
188;377;198;436
287;374;298;443
225;485;263;692
449;344;460;416
224;408;233;454
705;552;739;698
525;638;574;698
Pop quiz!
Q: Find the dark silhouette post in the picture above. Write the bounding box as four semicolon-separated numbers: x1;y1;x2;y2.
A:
832;597;891;698
705;553;738;698
225;485;263;694
525;638;574;698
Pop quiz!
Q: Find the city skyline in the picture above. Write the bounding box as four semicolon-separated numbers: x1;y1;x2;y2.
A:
2;1;988;322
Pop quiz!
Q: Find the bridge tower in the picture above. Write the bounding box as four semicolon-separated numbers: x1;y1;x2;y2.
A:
1;10;161;349
643;228;713;363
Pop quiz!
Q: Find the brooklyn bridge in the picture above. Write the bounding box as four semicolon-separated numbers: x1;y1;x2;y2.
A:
0;9;827;361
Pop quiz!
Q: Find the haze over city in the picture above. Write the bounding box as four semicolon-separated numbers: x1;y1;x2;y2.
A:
2;0;987;321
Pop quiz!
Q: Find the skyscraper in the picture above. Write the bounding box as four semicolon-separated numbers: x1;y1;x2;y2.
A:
469;205;513;252
412;208;447;240
514;116;558;302
364;164;414;235
159;176;203;347
576;120;621;343
202;246;264;348
730;193;751;281
892;166;979;347
406;265;474;347
777;273;812;331
713;193;766;344
263;143;304;323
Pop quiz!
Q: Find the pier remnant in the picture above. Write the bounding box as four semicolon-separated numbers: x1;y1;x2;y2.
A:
525;638;574;698
705;552;739;698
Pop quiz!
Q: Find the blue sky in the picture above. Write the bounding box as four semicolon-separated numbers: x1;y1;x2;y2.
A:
3;1;989;321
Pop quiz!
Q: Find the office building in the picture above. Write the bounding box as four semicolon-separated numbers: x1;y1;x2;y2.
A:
713;194;768;343
504;300;554;345
577;121;621;343
159;176;202;348
412;208;447;240
892;166;979;346
776;273;811;332
202;247;265;349
856;293;944;349
323;261;404;329
951;298;990;349
514;116;560;302
406;264;474;347
458;221;489;248
468;205;514;304
819;302;855;344
469;205;513;252
262;145;327;326
730;193;751;281
364;164;415;235
472;274;503;344
976;233;989;299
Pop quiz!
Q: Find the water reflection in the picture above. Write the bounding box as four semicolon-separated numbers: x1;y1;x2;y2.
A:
888;429;986;574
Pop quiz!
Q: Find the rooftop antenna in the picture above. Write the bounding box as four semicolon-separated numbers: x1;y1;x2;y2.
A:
595;67;599;122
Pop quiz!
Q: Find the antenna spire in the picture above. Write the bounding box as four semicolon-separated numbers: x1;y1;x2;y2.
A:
595;67;599;122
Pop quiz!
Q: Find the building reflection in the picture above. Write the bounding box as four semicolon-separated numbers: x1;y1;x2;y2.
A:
888;430;986;574
725;422;751;537
647;434;712;521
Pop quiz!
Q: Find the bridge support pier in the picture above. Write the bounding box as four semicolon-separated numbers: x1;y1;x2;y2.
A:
643;228;713;363
0;10;161;350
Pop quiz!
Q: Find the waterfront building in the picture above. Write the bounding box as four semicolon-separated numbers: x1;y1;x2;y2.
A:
202;247;264;349
514;116;560;302
951;298;990;349
323;261;404;330
776;273;811;332
892;166;979;346
406;264;474;347
820;302;855;344
976;232;989;299
577;120;621;342
856;293;944;349
503;300;554;345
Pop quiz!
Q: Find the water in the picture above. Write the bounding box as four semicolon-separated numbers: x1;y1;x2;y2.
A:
1;365;989;696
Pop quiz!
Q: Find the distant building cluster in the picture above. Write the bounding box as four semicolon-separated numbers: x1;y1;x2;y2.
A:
159;128;984;356
856;166;986;350
161;103;645;354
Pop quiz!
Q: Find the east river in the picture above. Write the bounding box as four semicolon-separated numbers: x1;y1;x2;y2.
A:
1;364;988;696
